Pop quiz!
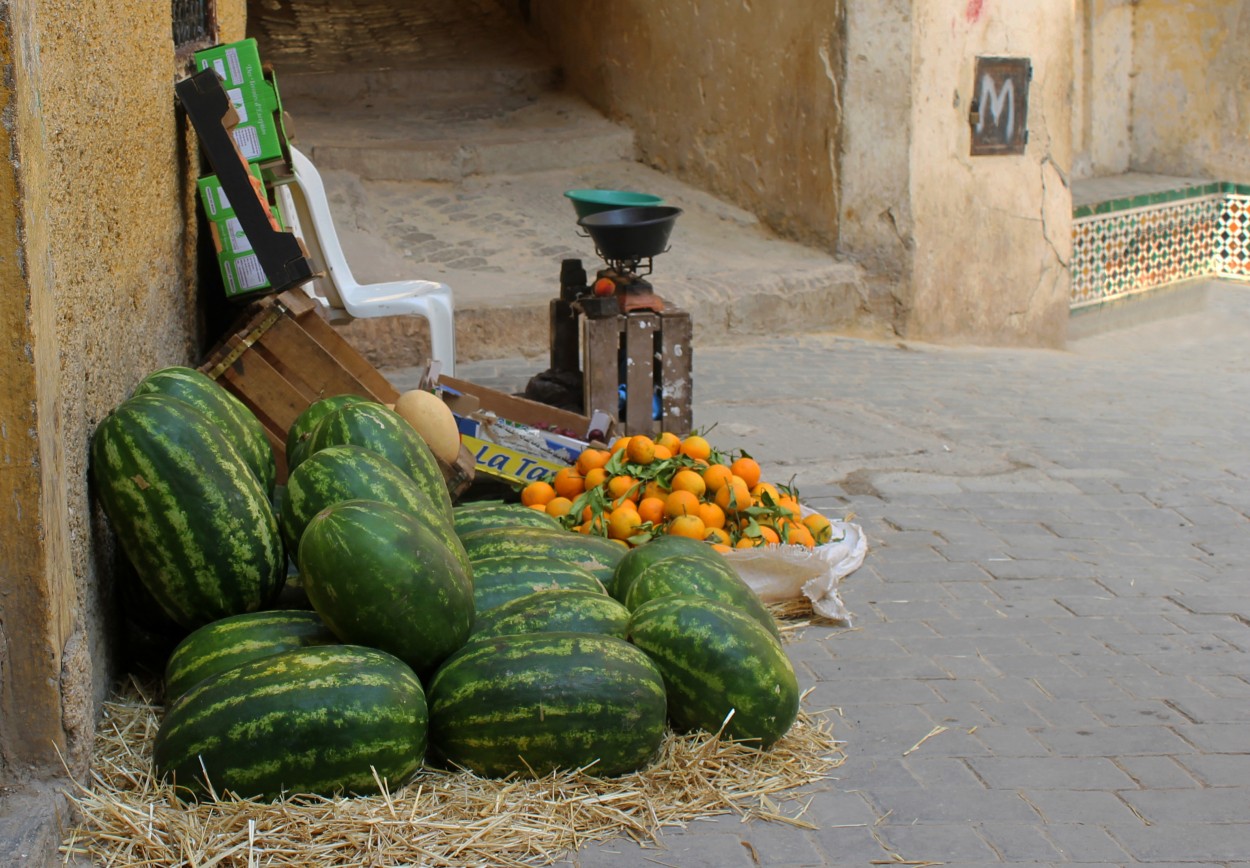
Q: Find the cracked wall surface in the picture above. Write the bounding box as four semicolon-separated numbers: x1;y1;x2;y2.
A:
905;0;1072;347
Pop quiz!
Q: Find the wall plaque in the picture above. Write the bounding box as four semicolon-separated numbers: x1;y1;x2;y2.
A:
969;56;1031;156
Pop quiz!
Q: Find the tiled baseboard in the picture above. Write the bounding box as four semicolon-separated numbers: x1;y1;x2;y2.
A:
1071;182;1250;309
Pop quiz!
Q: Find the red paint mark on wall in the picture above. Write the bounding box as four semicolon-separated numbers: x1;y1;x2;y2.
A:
966;0;985;23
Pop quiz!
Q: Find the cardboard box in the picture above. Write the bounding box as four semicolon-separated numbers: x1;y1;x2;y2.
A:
176;69;313;294
198;167;285;299
426;372;613;483
194;39;285;167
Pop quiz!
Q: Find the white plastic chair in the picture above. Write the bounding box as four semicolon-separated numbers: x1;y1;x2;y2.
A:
275;145;456;375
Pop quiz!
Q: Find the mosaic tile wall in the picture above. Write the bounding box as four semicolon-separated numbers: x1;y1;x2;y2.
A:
1071;183;1250;309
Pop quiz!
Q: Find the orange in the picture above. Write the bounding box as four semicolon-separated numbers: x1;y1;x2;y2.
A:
553;467;586;499
611;495;639;512
711;542;733;554
786;524;817;548
643;480;669;500
664;489;700;519
528;503;548;512
608;506;644;542
609;436;631;455
576;448;611;476
670;469;707;499
714;475;752;514
757;525;780;545
667;514;706;539
735;536;763;549
626;435;657;465
637;496;667;526
750;482;781;505
657;431;683;454
545;496;574;518
652;444;673;461
583;467;609;490
607;474;640;502
703;527;731;546
679;435;711;462
701;463;734;494
803;513;835;545
775;494;801;518
520;481;556;507
730;456;762;489
696;501;726;530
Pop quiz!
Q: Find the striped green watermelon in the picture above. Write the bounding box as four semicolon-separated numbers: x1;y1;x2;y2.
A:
90;393;285;629
286;394;369;473
299;499;474;678
427;632;666;777
305;401;453;522
624;554;781;640
609;534;725;601
134;366;277;494
154;645;427;800
458;526;626;587
626;596;799;747
468;555;607;614
279;444;469;576
163;609;337;701
469;589;631;641
453;501;562;537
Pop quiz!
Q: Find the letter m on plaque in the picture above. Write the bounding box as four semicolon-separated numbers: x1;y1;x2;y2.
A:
970;57;1031;156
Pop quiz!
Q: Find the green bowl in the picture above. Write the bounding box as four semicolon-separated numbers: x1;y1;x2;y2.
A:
564;189;664;220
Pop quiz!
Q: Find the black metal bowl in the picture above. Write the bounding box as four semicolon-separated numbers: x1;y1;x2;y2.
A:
578;205;683;261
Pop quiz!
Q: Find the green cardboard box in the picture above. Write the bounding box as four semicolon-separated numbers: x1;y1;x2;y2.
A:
194;39;284;167
198;166;285;299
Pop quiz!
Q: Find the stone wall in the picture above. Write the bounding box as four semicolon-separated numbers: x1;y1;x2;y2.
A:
0;0;246;783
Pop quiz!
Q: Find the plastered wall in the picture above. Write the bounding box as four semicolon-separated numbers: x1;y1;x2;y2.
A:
1072;0;1133;180
0;0;245;782
904;0;1073;347
524;0;845;252
1131;1;1250;183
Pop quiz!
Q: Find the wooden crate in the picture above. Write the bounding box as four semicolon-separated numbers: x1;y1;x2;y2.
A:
199;290;473;494
581;306;693;436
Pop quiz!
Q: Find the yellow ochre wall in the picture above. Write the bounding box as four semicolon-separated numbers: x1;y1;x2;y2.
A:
524;0;845;252
0;0;246;782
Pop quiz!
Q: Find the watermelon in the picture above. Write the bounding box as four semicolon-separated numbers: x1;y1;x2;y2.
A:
154;645;427;800
468;555;607;614
469;588;630;641
453;502;562;537
90;393;285;629
299;500;474;678
279;445;469;576
610;534;725;601
285;394;370;473
458;526;626;587
626;596;799;747
133;366;276;494
305;401;453;522
624;555;781;640
427;632;667;777
163;610;337;701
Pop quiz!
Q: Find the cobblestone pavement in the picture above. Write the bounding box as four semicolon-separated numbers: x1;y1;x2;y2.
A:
440;280;1250;866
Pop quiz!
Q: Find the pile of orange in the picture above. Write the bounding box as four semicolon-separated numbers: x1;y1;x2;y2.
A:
519;432;835;552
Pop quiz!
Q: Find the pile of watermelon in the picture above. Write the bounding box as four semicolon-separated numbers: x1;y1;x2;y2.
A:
92;368;799;802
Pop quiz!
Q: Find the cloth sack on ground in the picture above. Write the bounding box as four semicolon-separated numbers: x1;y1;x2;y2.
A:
723;516;865;624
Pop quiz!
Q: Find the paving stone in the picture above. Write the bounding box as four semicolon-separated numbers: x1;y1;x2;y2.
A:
1110;822;1250;862
1158;722;1248;753
1080;698;1189;726
1042;823;1134;862
966;755;1136;790
1017;788;1145;825
1031;724;1197;758
1112;754;1204;790
973;823;1065;861
877;822;1001;861
1175;754;1250;788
